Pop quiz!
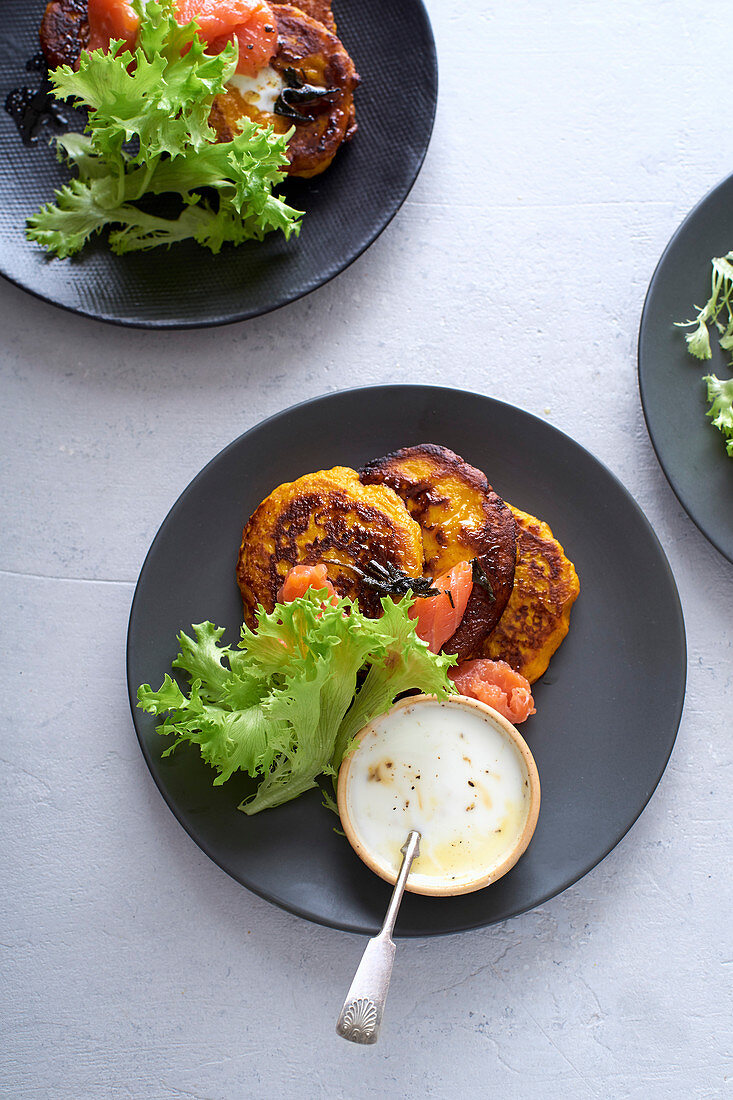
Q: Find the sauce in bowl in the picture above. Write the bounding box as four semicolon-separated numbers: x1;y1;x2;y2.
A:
337;695;540;896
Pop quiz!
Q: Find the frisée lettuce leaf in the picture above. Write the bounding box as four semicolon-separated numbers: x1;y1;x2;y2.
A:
27;0;302;257
676;251;733;458
703;374;733;456
137;590;456;815
676;252;733;363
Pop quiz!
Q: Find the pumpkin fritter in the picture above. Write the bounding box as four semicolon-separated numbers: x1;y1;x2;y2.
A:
274;0;336;33
40;0;89;68
359;445;517;662
237;466;424;625
483;505;580;683
211;5;359;177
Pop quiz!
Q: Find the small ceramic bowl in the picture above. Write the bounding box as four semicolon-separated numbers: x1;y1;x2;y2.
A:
337;694;541;896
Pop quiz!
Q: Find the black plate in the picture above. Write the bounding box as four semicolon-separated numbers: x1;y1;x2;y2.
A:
0;0;437;328
639;173;733;563
126;385;686;936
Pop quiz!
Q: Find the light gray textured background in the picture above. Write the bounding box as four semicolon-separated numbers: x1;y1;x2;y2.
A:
2;0;732;1097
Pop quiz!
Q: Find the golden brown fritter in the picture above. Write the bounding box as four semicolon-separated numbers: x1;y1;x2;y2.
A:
483;505;580;683
39;0;89;68
359;445;517;662
236;466;425;625
211;5;359;177
274;0;336;33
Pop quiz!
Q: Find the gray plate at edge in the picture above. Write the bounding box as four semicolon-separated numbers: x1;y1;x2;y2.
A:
639;171;733;563
127;385;686;936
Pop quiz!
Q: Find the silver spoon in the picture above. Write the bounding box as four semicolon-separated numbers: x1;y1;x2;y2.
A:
336;830;421;1045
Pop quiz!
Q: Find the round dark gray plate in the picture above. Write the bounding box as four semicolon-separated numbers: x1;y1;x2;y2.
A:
639;173;733;563
0;0;437;328
126;385;686;936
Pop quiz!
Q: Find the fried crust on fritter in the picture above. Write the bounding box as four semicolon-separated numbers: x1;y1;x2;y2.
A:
483;505;579;683
211;5;359;177
359;445;517;662
236;466;424;626
273;0;336;33
40;0;89;68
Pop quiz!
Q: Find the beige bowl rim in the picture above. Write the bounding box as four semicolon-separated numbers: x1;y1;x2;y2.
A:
337;693;541;897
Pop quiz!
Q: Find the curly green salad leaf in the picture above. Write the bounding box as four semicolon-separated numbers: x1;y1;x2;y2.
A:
703;374;733;456
677;253;733;362
676;252;733;458
27;0;302;257
137;590;456;815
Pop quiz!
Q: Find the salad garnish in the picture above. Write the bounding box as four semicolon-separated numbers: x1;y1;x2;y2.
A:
137;589;456;815
703;374;733;457
676;251;733;457
27;0;303;257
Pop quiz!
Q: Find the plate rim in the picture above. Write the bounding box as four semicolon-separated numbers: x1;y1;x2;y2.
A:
0;0;438;330
126;383;687;936
637;169;733;565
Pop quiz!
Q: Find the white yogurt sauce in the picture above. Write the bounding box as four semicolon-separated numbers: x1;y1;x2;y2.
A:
342;699;534;892
227;68;285;114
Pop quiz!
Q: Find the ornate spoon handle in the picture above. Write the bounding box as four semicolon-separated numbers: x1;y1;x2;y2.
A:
336;831;421;1044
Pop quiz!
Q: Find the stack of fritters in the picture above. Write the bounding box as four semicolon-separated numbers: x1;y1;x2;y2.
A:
236;444;580;679
39;0;359;177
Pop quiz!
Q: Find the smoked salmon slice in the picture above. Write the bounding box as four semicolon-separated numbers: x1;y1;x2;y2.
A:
176;0;278;75
409;560;473;654
449;658;536;724
278;563;338;603
87;0;278;76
